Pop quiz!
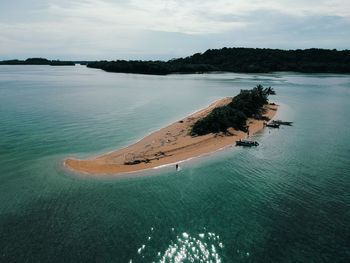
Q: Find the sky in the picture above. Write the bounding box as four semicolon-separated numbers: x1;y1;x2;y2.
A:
0;0;349;60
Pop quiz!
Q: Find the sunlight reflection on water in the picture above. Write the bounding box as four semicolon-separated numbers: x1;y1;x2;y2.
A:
131;228;224;263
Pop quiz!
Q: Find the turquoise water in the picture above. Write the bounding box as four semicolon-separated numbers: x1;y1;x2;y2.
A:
0;65;349;262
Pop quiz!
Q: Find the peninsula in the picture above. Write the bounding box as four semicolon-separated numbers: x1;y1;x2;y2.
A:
64;85;277;175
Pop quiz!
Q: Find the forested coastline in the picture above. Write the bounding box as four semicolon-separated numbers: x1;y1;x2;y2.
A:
87;47;350;75
0;58;75;66
2;47;349;73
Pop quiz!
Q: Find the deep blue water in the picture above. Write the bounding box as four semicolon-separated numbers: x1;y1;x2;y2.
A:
0;65;349;262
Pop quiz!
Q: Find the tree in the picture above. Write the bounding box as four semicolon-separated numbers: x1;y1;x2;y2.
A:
191;85;276;136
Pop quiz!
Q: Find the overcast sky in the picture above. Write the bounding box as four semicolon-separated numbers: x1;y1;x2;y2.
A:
0;0;349;60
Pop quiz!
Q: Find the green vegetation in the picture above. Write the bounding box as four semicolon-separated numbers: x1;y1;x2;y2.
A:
2;47;349;73
191;85;275;136
0;58;75;66
87;47;350;75
86;60;216;75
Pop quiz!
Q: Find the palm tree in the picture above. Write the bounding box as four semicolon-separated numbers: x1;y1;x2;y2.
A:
265;86;276;95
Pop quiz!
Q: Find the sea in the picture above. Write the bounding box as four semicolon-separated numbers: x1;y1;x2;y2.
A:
0;65;349;263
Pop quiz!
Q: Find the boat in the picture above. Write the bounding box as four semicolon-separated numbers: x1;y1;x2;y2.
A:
272;120;293;126
236;140;259;147
266;123;280;128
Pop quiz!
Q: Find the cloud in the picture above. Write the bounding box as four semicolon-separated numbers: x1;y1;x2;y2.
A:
0;0;349;59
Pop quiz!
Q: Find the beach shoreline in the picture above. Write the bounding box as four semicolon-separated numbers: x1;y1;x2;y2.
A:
64;98;278;176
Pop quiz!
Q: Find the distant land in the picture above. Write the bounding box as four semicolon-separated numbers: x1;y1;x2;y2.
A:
1;47;350;73
0;58;76;66
87;48;350;75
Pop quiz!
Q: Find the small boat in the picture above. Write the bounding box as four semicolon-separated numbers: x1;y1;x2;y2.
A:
266;123;280;128
236;140;259;147
272;120;293;126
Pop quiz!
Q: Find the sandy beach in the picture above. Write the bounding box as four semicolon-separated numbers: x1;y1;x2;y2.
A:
64;98;278;175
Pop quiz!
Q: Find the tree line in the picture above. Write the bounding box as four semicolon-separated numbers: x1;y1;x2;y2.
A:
2;47;349;73
87;47;350;75
191;85;275;136
0;58;75;66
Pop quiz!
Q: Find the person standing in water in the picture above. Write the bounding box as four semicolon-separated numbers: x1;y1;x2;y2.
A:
175;164;179;171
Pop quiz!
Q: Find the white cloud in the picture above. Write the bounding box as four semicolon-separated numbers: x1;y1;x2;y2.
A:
43;0;246;34
0;0;349;59
42;0;350;33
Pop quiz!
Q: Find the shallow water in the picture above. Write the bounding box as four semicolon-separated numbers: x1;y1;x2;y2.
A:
0;65;349;262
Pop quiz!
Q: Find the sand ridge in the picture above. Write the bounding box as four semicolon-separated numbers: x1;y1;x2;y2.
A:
64;98;278;175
